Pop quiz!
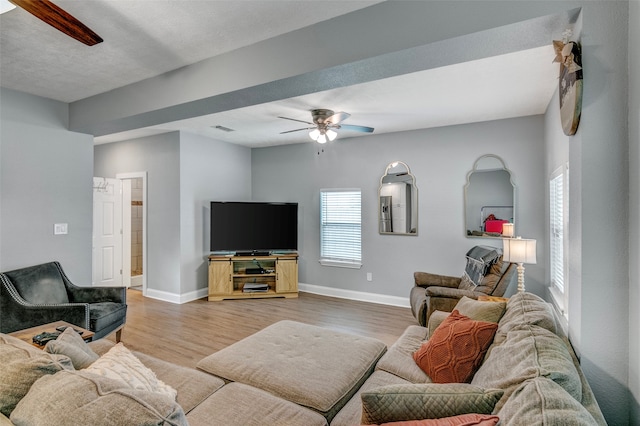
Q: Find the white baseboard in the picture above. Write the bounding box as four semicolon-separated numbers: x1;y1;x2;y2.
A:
144;287;208;304
298;283;410;308
142;284;409;308
131;275;143;287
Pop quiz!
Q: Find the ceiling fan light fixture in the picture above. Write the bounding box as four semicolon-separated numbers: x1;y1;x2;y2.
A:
309;129;321;141
317;133;328;144
326;129;337;141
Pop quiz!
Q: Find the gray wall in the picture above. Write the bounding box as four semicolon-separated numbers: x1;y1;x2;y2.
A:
93;131;252;299
252;116;546;299
94;133;182;295
629;0;640;420
0;88;93;283
179;131;252;295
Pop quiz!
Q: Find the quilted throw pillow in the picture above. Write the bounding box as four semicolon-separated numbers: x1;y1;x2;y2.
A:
360;383;503;424
85;343;177;400
459;246;501;291
413;310;498;383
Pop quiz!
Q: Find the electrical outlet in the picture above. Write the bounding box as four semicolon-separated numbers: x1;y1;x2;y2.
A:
54;223;68;235
366;272;373;282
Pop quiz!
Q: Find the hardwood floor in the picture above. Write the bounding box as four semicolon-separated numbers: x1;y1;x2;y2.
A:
110;289;416;368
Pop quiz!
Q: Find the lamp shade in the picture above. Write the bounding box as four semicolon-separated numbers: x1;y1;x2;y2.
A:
503;237;536;264
502;223;514;237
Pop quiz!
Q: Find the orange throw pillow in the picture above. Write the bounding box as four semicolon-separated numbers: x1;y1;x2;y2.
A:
413;310;497;383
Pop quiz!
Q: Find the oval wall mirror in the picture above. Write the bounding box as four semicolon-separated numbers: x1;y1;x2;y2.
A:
379;161;418;235
464;154;515;238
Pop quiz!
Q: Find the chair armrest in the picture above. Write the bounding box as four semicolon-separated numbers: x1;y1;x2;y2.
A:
66;286;126;304
425;286;482;299
413;272;461;289
0;284;90;332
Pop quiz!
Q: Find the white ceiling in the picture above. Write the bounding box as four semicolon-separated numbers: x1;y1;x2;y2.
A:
0;1;558;148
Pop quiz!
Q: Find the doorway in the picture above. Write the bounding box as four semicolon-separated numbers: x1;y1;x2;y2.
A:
118;172;147;296
92;172;147;295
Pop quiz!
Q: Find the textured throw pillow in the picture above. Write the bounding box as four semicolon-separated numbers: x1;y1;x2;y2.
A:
361;383;503;424
10;370;188;426
0;334;73;417
45;326;99;369
454;296;506;324
85;343;177;400
378;413;500;426
413;310;498;383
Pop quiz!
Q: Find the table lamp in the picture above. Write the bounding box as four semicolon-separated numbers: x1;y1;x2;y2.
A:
503;236;536;292
502;223;514;238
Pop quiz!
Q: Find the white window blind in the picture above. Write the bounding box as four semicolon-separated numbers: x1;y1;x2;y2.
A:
320;189;362;267
550;172;564;293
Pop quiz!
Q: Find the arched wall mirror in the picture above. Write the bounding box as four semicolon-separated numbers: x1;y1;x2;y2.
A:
379;161;418;235
464;154;515;238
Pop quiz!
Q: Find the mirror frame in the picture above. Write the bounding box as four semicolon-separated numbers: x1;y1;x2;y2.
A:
464;154;516;239
378;161;419;236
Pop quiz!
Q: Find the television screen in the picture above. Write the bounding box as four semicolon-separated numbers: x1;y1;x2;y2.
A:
210;201;298;253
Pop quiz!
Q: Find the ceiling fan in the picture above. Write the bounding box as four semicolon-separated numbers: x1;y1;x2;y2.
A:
7;0;103;46
279;109;374;143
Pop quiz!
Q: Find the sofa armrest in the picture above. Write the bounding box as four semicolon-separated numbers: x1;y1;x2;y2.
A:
414;272;461;289
66;286;126;304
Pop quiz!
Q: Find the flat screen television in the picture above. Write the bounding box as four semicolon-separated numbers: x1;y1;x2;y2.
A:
210;201;298;254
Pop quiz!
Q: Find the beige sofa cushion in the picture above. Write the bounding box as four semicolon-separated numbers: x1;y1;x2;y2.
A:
499;377;599;425
471;324;581;412
495;292;558;344
360;383;503;425
10;370;188;425
330;370;412;426
197;320;386;421
454;296;506;323
375;325;431;384
187;382;328;426
0;334;73;417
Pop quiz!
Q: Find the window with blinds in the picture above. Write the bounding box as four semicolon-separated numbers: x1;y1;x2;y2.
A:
550;173;564;293
319;189;362;268
549;165;568;318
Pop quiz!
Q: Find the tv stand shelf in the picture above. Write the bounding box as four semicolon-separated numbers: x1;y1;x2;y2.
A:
207;254;298;301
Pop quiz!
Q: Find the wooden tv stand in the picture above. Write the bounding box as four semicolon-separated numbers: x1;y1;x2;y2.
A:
207;253;298;301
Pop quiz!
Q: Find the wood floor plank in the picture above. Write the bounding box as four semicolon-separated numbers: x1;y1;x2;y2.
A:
111;290;416;368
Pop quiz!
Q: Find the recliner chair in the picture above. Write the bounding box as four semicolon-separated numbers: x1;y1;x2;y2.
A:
0;261;126;341
410;246;516;327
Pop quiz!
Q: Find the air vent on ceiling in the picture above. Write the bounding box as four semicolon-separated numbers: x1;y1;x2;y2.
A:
212;125;235;132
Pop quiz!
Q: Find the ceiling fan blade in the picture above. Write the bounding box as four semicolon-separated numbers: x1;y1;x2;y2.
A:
325;111;350;125
340;124;375;133
278;116;314;125
10;0;103;46
280;127;314;134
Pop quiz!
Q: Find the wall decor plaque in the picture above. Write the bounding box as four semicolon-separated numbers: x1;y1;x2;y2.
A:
554;40;583;136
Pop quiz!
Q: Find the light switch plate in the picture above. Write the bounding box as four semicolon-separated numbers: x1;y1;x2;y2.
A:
54;223;68;235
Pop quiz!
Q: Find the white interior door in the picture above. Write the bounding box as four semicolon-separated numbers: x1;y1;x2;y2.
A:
92;177;123;287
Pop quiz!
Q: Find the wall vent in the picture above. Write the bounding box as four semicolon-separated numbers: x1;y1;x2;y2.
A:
212;125;235;132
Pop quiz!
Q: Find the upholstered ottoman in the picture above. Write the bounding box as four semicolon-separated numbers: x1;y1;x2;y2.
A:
196;320;387;421
186;382;328;426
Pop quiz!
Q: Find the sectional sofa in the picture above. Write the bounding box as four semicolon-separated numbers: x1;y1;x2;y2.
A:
1;292;605;425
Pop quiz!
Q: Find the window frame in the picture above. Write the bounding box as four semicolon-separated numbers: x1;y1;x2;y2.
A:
319;188;362;269
549;164;569;318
